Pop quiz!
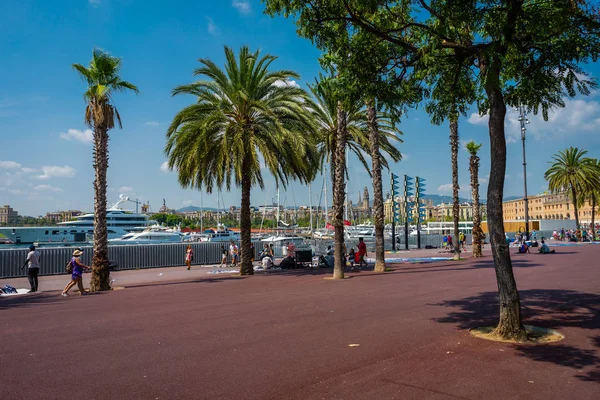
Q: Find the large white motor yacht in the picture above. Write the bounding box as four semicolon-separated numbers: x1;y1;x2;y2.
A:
109;225;183;245
0;196;156;244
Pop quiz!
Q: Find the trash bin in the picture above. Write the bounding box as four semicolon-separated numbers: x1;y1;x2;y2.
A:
295;249;312;264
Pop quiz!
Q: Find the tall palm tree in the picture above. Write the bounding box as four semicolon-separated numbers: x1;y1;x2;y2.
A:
165;46;317;275
466;140;483;258
544;147;598;229
309;79;402;278
73;49;138;291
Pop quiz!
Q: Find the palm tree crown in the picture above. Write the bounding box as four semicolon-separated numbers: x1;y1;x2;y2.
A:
465;140;482;156
545;147;599;227
165;46;317;193
73;49;139;129
308;78;402;173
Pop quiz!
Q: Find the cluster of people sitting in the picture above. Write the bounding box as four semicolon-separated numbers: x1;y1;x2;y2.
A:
516;238;555;254
322;238;368;270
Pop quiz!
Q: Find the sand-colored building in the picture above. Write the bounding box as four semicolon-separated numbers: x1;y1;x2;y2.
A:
502;192;597;224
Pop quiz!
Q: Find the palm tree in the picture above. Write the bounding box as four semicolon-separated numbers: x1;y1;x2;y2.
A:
165;46;317;275
309;79;402;278
466;140;483;258
544;147;598;230
579;158;600;240
73;49;138;291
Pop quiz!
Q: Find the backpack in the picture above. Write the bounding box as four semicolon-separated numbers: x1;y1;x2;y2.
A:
66;260;73;274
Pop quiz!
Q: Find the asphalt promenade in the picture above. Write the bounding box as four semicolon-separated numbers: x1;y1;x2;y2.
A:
1;244;598;399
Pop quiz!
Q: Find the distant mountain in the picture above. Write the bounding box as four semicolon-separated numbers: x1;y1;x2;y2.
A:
422;194;473;205
177;206;220;213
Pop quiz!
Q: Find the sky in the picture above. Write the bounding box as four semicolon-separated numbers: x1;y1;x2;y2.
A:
1;0;600;217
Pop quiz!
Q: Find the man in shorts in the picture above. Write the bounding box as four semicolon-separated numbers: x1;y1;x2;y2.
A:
229;241;239;267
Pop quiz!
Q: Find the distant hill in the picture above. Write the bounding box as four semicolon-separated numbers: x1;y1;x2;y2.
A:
422;194;473;205
177;206;220;213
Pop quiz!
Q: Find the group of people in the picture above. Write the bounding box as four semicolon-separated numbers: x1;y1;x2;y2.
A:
516;238;555;254
552;228;596;242
19;245;91;296
324;237;368;269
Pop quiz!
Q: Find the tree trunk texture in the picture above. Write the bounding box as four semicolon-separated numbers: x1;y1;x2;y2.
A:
450;118;461;261
239;156;254;275
470;153;483;257
483;62;526;341
90;125;112;292
571;185;580;229
332;103;347;280
367;101;386;272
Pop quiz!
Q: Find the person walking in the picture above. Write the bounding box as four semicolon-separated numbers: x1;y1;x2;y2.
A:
185;245;193;270
61;249;90;297
357;237;368;268
229;241;239;268
219;245;227;267
459;232;466;251
21;245;40;293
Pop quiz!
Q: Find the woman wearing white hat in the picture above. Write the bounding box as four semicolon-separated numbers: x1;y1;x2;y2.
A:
61;248;90;296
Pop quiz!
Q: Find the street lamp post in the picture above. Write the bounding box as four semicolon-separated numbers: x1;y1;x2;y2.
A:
518;106;531;240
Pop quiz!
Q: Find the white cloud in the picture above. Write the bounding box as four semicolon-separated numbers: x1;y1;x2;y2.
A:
20;167;36;173
59;128;93;145
207;17;218;35
89;0;101;6
38;165;76;179
478;177;488;185
232;1;251;14
467;113;489;126
468;98;600;143
34;184;63;193
119;186;134;194
273;79;300;88
160;161;171;173
437;183;453;193
145;121;160;127
0;161;22;169
182;200;193;207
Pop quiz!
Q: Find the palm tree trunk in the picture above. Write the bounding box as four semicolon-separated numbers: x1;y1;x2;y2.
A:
332;103;347;279
367;100;385;272
571;185;580;229
450;117;461;261
470;154;483;257
239;156;254;275
483;60;526;341
90;126;111;292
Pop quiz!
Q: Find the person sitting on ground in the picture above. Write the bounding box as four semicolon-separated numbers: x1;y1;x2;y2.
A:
538;239;555;254
261;255;273;270
279;255;296;269
326;245;333;256
517;243;530;254
260;244;270;260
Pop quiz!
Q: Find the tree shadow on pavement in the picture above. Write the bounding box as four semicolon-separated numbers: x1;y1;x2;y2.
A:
432;289;600;383
125;275;248;289
0;291;106;311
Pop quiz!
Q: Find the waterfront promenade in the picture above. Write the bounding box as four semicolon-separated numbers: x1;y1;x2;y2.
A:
1;245;598;399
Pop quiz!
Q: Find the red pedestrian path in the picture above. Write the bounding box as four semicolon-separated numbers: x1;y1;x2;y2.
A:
1;245;598;399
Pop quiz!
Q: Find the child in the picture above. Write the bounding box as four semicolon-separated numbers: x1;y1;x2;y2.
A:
347;248;355;269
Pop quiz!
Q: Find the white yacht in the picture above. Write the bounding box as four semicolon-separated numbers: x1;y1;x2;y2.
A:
0;196;156;244
199;225;240;242
109;226;183;245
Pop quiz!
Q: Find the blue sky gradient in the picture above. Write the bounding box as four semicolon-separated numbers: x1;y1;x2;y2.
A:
2;0;600;216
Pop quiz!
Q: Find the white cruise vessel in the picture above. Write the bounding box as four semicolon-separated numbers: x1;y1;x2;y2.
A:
199;225;240;242
0;196;155;244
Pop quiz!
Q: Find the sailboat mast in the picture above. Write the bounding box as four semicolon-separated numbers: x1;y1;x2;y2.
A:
200;191;203;232
309;183;313;234
324;166;328;225
276;188;280;231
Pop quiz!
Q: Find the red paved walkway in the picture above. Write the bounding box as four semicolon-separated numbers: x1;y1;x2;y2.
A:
1;245;598;399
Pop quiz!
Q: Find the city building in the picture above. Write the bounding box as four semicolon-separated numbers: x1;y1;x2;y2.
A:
384;197;486;223
45;210;82;223
0;205;18;225
502;192;597;223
